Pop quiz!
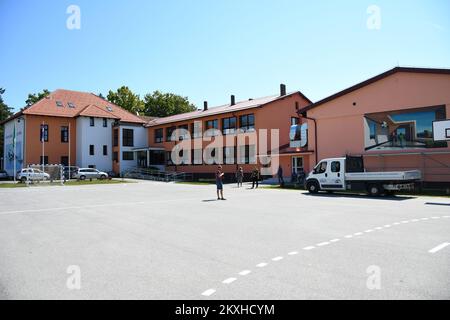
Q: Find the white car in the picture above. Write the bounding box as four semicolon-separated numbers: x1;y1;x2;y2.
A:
74;168;109;180
16;168;50;182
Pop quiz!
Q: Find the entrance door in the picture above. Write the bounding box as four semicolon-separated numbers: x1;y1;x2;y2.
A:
292;157;303;174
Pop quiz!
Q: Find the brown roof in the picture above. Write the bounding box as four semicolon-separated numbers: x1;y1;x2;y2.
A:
300;67;450;113
138;115;159;123
19;89;145;124
145;91;312;127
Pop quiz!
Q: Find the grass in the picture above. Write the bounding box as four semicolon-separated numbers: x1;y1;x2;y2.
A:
0;179;129;188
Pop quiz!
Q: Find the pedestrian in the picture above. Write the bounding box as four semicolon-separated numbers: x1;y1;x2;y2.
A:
216;165;226;200
236;167;243;188
298;168;306;186
277;165;284;187
251;166;260;189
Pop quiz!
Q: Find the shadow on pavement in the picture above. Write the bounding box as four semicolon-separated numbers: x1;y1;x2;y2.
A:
425;202;450;206
303;192;416;201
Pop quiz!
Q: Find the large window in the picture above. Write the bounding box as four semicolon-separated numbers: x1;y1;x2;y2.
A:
122;129;134;147
122;151;134;161
40;156;49;165
191;149;203;165
150;150;165;165
90;117;95;127
191;122;202;139
61;126;69;143
238;145;256;164
239;114;255;132
89;145;94;156
364;106;447;151
222;117;237;135
40;124;49;142
103;118;108;127
166;126;176;142
113;129;119;147
155;128;163;143
205;119;219;137
224;146;236;164
178;124;190;141
103;145;108;156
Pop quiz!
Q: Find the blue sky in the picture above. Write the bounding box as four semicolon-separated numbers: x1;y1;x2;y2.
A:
1;0;449;112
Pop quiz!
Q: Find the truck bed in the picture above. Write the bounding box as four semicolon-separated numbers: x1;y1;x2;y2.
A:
345;170;421;182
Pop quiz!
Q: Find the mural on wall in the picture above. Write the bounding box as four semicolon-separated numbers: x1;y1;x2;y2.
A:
364;105;447;151
3;120;25;175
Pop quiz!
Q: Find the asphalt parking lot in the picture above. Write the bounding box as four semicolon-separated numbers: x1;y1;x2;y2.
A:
0;181;449;300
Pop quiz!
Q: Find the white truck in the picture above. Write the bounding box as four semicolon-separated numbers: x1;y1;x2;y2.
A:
305;156;422;196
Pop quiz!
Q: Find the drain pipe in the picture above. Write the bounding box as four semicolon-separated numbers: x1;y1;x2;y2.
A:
296;112;318;165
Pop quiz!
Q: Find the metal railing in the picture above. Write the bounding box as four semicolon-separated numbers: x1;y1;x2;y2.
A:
122;167;193;182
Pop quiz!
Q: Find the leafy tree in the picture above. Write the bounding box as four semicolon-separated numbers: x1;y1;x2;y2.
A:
25;89;50;106
0;88;13;162
106;86;144;114
143;90;196;118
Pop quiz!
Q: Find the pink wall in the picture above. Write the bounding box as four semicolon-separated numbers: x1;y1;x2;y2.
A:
306;71;450;182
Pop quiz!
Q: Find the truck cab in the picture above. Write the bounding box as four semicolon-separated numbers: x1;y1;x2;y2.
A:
306;158;347;192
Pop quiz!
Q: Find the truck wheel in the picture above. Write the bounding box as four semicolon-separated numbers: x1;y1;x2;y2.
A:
307;181;320;194
367;184;382;197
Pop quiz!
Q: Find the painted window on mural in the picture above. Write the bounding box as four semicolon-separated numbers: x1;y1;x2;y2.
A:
364;105;446;151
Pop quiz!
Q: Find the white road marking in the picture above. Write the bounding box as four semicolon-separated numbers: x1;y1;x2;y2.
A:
429;242;450;254
330;239;340;243
421;218;429;221
201;289;216;297
256;263;268;268
288;251;298;256
384;225;391;228
375;227;383;230
272;257;283;261
401;221;409;224
393;222;401;225
353;232;363;236
303;246;315;251
365;229;373;233
239;270;251;276
222;278;237;284
411;219;419;222
443;216;450;218
317;242;330;247
344;235;353;239
431;217;440;219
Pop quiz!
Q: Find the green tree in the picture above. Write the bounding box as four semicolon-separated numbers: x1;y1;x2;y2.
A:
106;86;144;114
0;88;13;163
25;89;50;106
143;90;196;118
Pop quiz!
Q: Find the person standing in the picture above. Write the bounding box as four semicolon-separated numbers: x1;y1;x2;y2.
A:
236;167;244;188
251;166;260;189
277;165;284;187
216;165;226;200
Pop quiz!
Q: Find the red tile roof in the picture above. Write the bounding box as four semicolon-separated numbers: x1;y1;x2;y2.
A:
21;89;145;124
145;91;310;127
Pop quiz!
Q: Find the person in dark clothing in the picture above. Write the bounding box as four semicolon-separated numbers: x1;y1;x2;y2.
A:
216;165;225;200
236;167;244;188
277;165;284;187
251;166;260;189
298;168;306;186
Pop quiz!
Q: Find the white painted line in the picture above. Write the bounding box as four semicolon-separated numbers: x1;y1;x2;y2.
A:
431;217;440;219
443;216;450;218
330;239;340;243
375;227;383;230
365;229;373;233
317;242;330;247
256;263;268;268
429;242;450;254
303;246;315;251
411;219;419;222
393;222;401;225
272;256;283;261
421;218;429;221
384;225;391;228
353;232;363;236
401;221;409;224
239;270;251;276
344;235;353;239
288;251;298;256
201;289;216;297
222;278;237;284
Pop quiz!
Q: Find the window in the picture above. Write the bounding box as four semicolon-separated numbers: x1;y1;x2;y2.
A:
40;124;49;142
224;146;236;164
56;101;63;107
122;129;134;147
191;122;202;139
61;156;69;166
178;124;190;140
166;151;173;166
222;117;237;135
291;117;299;126
113;129;119;147
40;156;48;165
61;126;69;143
89;145;95;156
103;145;108;156
68;102;75;108
239;114;255;132
155;128;163;143
238;145;256;164
88;165;96;169
150;150;165;165
205;120;219;137
204;148;220;165
331;161;341;173
166;126;176;142
113;152;118;162
191;149;203;165
315;162;327;174
90;117;95;126
122;151;134;161
103;118;108;127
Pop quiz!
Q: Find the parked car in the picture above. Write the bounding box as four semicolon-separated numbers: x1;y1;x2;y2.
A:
74;168;108;180
63;166;80;179
0;170;10;180
16;168;51;182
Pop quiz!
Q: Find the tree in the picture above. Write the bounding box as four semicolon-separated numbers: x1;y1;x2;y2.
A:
106;86;144;114
143;90;196;118
0;88;13;163
26;89;50;106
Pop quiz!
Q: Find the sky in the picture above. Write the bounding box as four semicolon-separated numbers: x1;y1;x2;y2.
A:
1;0;449;113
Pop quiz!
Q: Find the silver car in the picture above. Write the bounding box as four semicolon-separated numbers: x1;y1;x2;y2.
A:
74;168;109;180
16;168;50;182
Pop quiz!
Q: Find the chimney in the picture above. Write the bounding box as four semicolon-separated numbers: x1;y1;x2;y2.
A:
203;101;208;111
231;95;236;106
280;84;287;96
